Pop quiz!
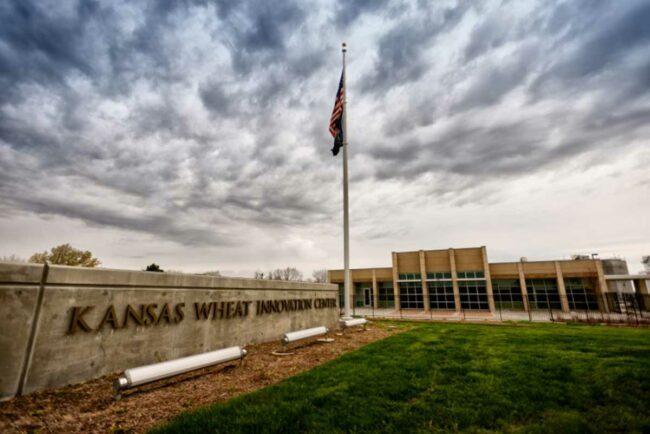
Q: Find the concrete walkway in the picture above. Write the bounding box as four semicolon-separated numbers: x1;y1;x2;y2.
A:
351;308;650;324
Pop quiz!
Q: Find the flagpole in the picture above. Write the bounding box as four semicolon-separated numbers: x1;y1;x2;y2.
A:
341;42;352;320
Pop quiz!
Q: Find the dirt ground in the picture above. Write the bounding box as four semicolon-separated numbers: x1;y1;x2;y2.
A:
0;323;401;434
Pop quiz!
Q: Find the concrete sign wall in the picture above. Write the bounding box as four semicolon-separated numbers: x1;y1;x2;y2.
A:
0;263;339;400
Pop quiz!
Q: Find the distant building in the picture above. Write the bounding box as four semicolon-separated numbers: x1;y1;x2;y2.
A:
601;259;633;294
643;256;650;273
328;246;649;314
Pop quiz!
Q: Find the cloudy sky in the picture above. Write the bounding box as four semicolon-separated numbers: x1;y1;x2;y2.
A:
1;0;649;276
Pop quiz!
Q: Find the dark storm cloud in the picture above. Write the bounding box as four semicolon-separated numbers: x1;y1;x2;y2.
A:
28;196;234;247
367;100;648;190
532;1;650;93
214;0;306;75
0;0;648;248
333;0;391;29
0;1;97;86
356;0;649;198
453;44;538;112
360;3;471;94
200;82;237;117
0;142;235;247
463;14;510;62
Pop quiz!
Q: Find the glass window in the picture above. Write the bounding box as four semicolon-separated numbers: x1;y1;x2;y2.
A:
400;273;422;281
564;278;598;311
458;280;489;310
492;279;524;310
429;281;456;310
458;271;485;280
399;281;424;309
526;279;561;310
426;272;452;280
378;282;395;308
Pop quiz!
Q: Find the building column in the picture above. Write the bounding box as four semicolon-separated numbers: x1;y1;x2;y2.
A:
517;262;530;312
392;252;400;311
420;250;430;311
595;260;610;313
635;279;649;311
555;261;570;313
481;246;495;313
372;269;379;309
349;277;355;312
449;249;461;314
636;278;649;295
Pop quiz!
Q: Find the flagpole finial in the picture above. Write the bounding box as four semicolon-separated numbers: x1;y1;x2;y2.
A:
342;42;347;52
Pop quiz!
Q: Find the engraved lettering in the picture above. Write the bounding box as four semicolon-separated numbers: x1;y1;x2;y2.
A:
122;304;145;328
194;302;213;320
97;305;121;330
157;303;171;324
67;306;94;334
174;303;185;323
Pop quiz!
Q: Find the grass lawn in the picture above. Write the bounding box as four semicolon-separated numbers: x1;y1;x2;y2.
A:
151;322;650;433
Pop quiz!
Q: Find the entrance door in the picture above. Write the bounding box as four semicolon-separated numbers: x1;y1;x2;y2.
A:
364;288;372;307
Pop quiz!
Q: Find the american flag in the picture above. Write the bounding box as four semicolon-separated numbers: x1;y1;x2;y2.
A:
329;71;345;156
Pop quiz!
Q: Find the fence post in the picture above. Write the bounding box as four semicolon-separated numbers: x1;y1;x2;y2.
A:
497;294;503;321
632;294;639;326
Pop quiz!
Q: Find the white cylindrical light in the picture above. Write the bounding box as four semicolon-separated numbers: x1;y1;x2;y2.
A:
283;326;329;343
342;318;367;328
121;346;246;388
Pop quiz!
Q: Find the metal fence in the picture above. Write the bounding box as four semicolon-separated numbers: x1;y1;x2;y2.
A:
492;292;650;325
347;292;650;326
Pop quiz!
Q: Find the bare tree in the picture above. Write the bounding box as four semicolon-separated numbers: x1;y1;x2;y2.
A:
254;271;265;279
312;269;328;283
281;267;303;281
266;267;303;281
0;254;26;263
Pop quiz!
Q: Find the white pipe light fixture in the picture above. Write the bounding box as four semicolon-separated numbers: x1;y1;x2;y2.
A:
341;318;368;329
282;326;329;344
272;326;332;356
113;346;246;399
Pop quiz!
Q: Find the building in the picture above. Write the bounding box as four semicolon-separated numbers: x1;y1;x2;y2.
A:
328;246;650;315
601;258;633;294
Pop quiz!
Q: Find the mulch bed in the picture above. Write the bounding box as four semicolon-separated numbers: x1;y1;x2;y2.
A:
0;324;400;433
